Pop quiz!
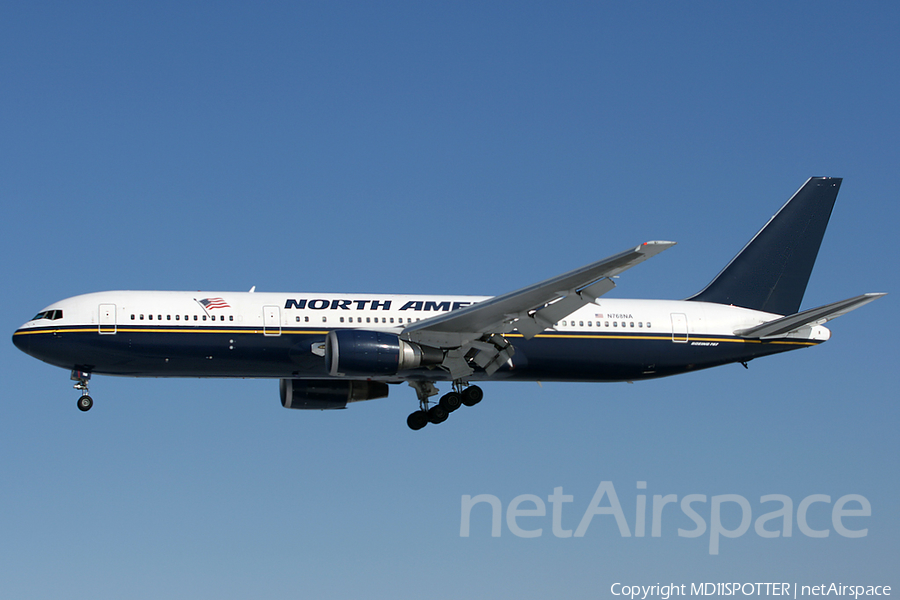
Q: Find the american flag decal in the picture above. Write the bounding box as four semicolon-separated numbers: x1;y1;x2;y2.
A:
199;297;230;310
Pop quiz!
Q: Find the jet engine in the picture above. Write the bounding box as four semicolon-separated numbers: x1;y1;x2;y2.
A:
279;378;389;410
324;330;443;376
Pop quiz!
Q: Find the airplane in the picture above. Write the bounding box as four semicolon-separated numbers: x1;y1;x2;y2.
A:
12;177;885;430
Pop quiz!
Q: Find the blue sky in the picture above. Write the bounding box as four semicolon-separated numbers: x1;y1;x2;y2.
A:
2;2;897;598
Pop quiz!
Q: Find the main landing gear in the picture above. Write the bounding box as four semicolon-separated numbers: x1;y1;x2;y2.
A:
406;381;483;431
71;370;93;412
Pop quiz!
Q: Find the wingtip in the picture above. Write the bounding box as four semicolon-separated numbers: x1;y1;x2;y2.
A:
641;240;676;248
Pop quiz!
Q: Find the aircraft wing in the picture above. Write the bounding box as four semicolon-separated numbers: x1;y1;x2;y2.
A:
734;293;887;339
401;241;675;378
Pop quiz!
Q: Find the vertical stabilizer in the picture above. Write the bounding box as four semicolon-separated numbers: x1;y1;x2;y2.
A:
687;177;841;315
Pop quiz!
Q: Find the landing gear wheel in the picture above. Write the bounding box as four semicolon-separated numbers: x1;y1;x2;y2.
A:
77;395;93;412
427;404;449;424
407;410;428;431
461;385;483;407
439;392;462;413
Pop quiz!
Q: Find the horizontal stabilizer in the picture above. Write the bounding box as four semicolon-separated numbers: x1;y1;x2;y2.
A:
734;293;886;339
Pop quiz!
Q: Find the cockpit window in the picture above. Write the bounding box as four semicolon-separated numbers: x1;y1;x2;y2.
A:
32;310;63;321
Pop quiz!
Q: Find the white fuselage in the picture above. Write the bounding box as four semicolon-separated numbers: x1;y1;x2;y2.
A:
13;290;830;382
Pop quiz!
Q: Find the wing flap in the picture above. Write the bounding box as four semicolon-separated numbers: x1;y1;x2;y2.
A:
515;278;617;338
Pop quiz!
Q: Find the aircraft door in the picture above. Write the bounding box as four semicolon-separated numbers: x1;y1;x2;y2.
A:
99;304;117;334
263;305;281;336
670;313;688;343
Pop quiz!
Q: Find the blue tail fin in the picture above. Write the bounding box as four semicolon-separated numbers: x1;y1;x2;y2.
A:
687;177;841;315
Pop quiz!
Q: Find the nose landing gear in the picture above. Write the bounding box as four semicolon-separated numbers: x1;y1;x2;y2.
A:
76;395;93;411
71;370;93;412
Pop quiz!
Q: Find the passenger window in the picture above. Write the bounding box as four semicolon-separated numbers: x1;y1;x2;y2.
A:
140;314;144;320
167;315;171;320
322;317;327;323
647;322;651;328
638;322;642;328
579;321;583;326
176;315;180;320
202;315;207;321
229;315;233;321
340;317;345;323
630;322;634;328
605;321;609;327
304;316;309;322
131;314;135;320
194;315;198;321
366;317;371;323
149;315;153;320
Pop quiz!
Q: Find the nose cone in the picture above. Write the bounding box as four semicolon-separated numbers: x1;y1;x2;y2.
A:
12;327;32;355
12;324;69;369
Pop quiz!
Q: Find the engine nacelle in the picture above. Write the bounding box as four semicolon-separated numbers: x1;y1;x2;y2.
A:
324;330;443;376
279;378;389;410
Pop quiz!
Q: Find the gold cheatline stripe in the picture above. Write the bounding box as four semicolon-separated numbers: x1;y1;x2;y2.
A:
524;333;818;346
13;327;820;346
14;327;329;336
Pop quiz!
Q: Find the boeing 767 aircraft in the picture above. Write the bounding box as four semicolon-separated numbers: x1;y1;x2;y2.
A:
13;177;885;429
